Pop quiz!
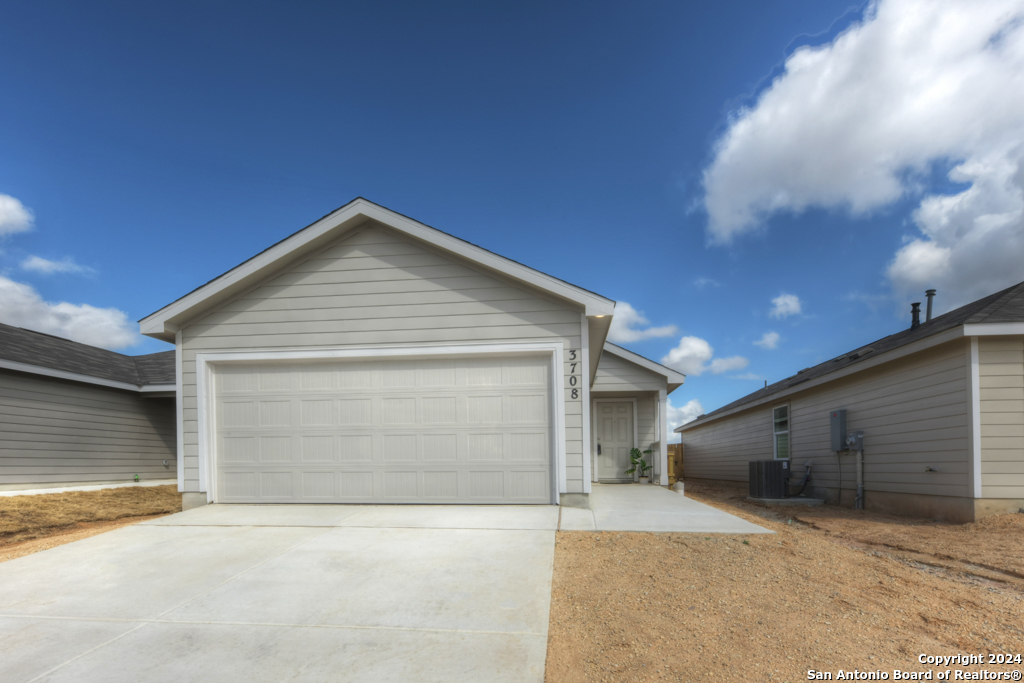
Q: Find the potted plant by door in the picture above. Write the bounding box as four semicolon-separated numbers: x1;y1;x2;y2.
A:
625;448;654;484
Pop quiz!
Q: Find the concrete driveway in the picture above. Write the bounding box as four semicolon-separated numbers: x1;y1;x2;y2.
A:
0;505;558;683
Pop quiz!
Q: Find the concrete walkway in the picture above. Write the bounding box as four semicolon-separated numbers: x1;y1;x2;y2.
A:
0;505;558;683
559;484;772;534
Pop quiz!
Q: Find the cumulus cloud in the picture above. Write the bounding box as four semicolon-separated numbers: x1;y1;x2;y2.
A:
666;397;704;443
769;294;802;319
660;335;749;376
702;0;1024;307
0;194;33;237
0;275;140;350
754;331;781;349
21;255;93;275
607;302;678;344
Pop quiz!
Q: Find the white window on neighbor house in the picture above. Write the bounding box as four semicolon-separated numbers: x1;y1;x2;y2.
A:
773;405;790;459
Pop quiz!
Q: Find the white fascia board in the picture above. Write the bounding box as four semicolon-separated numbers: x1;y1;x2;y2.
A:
0;359;142;392
676;325;967;432
963;322;1024;336
140;383;176;393
602;343;686;387
141;199;615;339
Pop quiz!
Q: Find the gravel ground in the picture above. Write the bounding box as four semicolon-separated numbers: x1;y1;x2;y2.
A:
545;482;1024;682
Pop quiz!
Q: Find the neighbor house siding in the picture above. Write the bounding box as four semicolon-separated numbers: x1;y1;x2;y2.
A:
978;336;1024;499
0;369;176;489
179;223;586;494
682;339;972;499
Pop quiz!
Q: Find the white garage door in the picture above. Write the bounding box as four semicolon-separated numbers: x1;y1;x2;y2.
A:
212;354;554;504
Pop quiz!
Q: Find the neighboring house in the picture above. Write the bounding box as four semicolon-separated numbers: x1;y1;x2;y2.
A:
0;323;177;491
677;282;1024;523
140;198;684;509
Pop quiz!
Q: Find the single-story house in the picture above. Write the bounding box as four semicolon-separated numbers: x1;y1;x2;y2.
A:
677;282;1024;522
0;323;176;491
139;198;684;509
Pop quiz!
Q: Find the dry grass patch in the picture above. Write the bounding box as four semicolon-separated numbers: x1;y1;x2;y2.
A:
545;482;1024;682
0;485;181;548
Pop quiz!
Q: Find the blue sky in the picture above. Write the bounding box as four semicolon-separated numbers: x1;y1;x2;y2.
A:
2;0;1023;430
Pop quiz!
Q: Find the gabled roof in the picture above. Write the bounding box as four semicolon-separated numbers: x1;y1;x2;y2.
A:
602;342;686;392
0;323;174;390
141;198;616;342
678;280;1024;431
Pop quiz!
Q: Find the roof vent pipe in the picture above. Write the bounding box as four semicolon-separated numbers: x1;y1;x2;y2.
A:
911;302;921;329
925;289;936;321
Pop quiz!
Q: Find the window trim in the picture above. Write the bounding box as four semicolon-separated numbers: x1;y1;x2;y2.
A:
772;403;790;460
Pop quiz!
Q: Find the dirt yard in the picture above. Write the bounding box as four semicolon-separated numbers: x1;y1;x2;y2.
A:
0;485;181;563
545;482;1024;682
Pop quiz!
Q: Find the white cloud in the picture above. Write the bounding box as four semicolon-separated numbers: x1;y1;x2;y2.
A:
694;277;721;289
733;372;766;381
0;194;33;237
0;275;140;350
607;301;678;344
754;331;781;349
21;255;93;275
660;335;749;376
666;397;704;443
702;0;1024;307
769;294;801;319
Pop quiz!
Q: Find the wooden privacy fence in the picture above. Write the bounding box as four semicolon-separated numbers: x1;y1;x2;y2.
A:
667;443;683;484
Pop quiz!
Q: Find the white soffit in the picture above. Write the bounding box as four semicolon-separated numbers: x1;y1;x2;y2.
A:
140;198;615;341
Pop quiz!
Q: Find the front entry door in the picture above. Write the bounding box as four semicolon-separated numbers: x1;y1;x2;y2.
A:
596;401;634;482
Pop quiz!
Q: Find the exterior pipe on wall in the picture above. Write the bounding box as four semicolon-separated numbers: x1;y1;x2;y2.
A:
855;449;864;510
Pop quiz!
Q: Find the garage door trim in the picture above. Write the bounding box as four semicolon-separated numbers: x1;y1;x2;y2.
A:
194;342;567;504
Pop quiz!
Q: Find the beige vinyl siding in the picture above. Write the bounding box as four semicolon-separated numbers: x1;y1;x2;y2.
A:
636;395;658;451
0;369;176;489
682;339;971;498
678;407;773;483
594;353;666;392
180;223;586;494
978;336;1024;498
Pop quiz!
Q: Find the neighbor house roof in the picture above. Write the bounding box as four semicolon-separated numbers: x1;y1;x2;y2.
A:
0;323;174;391
602;342;686;392
678;280;1024;431
140;197;617;343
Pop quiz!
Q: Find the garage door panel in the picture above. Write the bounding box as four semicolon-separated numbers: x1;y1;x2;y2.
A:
214;354;554;504
216;464;552;504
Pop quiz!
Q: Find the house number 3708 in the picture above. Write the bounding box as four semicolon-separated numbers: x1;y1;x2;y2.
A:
568;349;580;399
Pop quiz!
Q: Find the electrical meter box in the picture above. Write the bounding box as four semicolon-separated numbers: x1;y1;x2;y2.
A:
830;409;847;451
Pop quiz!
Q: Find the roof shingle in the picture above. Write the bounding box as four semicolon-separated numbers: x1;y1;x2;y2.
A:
0;323;174;387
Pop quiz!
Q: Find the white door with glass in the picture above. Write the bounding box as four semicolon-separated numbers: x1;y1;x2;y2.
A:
596;401;634;482
773;405;789;459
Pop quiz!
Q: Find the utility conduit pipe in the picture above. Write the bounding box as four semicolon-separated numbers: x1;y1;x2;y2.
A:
855;449;864;510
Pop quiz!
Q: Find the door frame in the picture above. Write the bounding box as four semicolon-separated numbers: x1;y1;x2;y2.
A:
195;341;567;505
591;397;638;482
